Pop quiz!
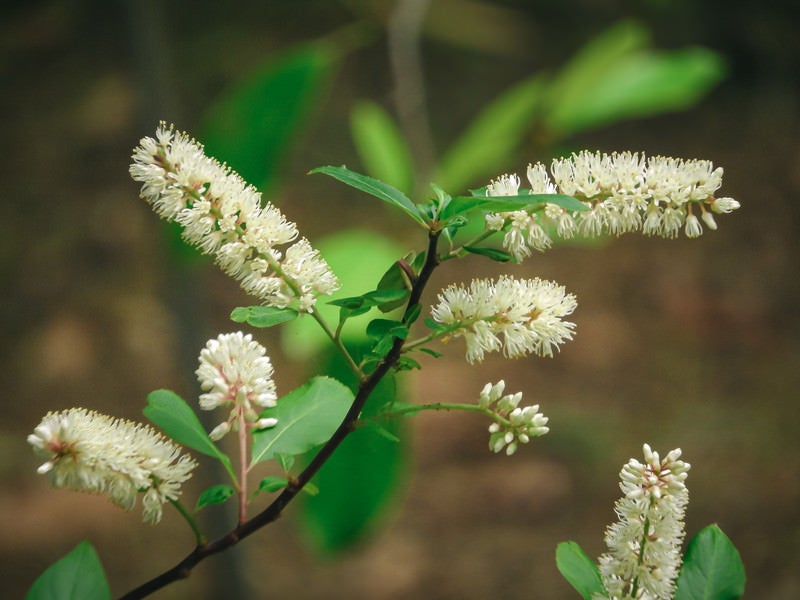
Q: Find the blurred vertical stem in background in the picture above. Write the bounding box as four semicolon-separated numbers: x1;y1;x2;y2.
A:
388;0;436;198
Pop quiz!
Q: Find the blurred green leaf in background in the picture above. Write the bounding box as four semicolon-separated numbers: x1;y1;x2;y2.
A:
200;44;336;194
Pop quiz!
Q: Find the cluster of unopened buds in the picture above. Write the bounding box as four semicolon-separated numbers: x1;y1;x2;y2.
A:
478;380;549;455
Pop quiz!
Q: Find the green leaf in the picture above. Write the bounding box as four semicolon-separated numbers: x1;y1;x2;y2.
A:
547;48;726;134
300;347;406;553
302;481;320;496
437;75;547;192
275;453;295;473
230;306;299;328
403;303;421;325
196;485;235;510
143;390;233;474
310;165;425;226
330;289;410;330
200;45;333;192
350;100;415;195
463;246;514;262
363;288;409;306
366;319;408;341
675;524;746;600
545;20;650;131
424;317;450;333
555;541;605;600
366;319;409;358
544;20;726;134
396;356;422;371
331;289;408;311
256;476;289;494
417;347;443;358
448;193;589;216
376;263;412;313
26;541;110;600
377;257;413;294
251;376;354;465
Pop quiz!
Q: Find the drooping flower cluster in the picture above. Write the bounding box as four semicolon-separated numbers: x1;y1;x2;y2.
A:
430;275;577;363
130;123;339;311
196;332;279;440
478;380;549;455
28;408;197;523
486;151;741;260
596;444;691;600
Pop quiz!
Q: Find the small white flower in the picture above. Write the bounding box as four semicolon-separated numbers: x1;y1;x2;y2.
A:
430;276;577;363
684;213;703;238
196;332;278;438
711;197;741;214
208;422;231;441
479;380;506;408
527;162;558;194
255;417;279;430
701;209;718;231
486;173;521;197
28;408;197;523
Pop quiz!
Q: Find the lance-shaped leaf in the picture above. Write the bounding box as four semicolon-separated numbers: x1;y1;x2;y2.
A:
256;477;289;495
543;20;726;135
436;75;547;192
143;389;233;474
463;246;514;262
26;541;110;600
444;193;589;220
350;100;414;195
200;45;334;192
675;524;746;600
555;541;605;600
251;376;354;465
310;165;425;226
230;305;299;328
196;485;235;511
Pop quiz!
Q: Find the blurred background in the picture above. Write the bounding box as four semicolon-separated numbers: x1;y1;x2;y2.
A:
2;0;799;598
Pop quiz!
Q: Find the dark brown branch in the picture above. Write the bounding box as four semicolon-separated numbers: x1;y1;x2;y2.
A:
120;231;441;600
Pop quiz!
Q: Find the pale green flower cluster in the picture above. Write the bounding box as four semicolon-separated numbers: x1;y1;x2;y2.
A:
196;332;279;440
130;123;339;311
28;408;197;523
431;275;577;363
487;151;741;260
478;380;549;455
595;444;691;600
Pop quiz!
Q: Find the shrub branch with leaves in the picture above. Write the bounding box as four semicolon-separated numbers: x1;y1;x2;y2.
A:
26;122;745;600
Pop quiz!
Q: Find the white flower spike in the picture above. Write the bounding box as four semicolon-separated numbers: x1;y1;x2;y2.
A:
486;151;740;260
431;276;577;363
28;408;197;523
596;444;691;600
130;123;339;310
